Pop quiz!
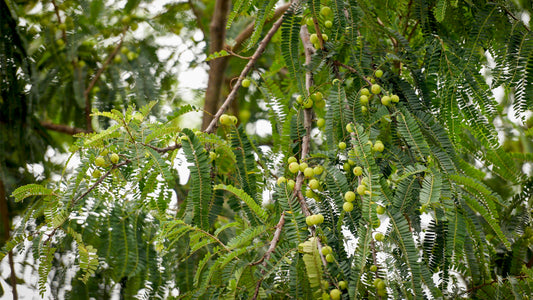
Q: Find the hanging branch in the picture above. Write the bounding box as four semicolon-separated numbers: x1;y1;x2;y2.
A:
204;2;295;134
83;29;127;132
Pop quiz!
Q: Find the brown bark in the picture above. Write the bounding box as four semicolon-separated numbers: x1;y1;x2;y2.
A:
40;121;89;135
201;0;232;131
0;178;17;299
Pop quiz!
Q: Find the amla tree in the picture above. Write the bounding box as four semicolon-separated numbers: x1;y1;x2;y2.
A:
3;0;533;299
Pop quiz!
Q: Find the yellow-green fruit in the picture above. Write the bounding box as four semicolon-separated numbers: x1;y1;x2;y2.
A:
326;253;335;262
313;214;324;224
375;232;384;241
313;165;324;175
373;141;385;152
219;114;232;126
343;202;354;212
113;55;122;64
353;166;363;176
121;15;132;24
361;106;368;113
376;205;386;214
306;216;314;226
310;33;319;44
289;162;300;173
320;6;333;16
343;162;351;172
277;176;287;186
317;118;325;127
288;156;298;164
230;116;238;125
325;20;333;28
338;142;347;150
330;289;341;300
360;95;369;105
357;184;366;195
287;179;295;190
306;189;316;198
371;84;381;94
95;156;106;167
127;51;136;61
313;91;324;101
321;246;332;256
315;100;325;108
303;99;314;108
239;109;251;123
391;94;400;102
377;289;387;297
101;149;109;156
376;279;386;290
121;46;129;54
370;265;378;272
373;219;381;228
346;123;354;133
299;162;308;172
361;88;370;96
92;169;101;178
322;34;328;41
306;17;314;27
56;39;65;47
296;95;304;104
110;153;119;164
308;179;320;189
78;60;86;68
322;292;330;300
375;69;383;78
381;95;391;106
241;78;251;88
344;191;356;202
338;281;347;290
304;167;315;178
348;159;355;166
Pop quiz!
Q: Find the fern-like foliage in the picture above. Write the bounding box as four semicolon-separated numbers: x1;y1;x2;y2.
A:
3;0;533;299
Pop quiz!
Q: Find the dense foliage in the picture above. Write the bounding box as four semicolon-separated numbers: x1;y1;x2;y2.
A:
2;0;533;299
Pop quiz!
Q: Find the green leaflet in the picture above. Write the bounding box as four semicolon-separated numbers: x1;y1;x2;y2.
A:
181;128;212;230
12;184;55;202
214;184;268;222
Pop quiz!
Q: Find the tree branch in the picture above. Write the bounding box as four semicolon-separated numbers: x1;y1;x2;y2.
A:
0;179;17;300
204;2;292;134
83;30;127;132
40;121;89;135
201;0;232;130
231;3;291;53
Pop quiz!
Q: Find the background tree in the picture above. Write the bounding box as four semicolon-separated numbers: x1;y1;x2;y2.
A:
2;0;533;299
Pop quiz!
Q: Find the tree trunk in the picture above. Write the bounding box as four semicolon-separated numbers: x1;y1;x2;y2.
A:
201;0;231;130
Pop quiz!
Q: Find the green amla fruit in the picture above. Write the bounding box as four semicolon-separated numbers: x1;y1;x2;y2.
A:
110;153;119;164
371;84;381;94
95;156;106;167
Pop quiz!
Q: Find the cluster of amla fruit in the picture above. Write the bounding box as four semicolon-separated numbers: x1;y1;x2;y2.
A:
296;91;326;109
92;149;120;178
304;5;334;50
358;69;400;113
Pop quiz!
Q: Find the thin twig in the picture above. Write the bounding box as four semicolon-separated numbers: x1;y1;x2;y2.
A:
40;121;89;135
204;3;293;133
51;0;66;41
70;159;131;207
232;3;291;52
333;61;373;85
142;143;182;153
83;29;127;132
